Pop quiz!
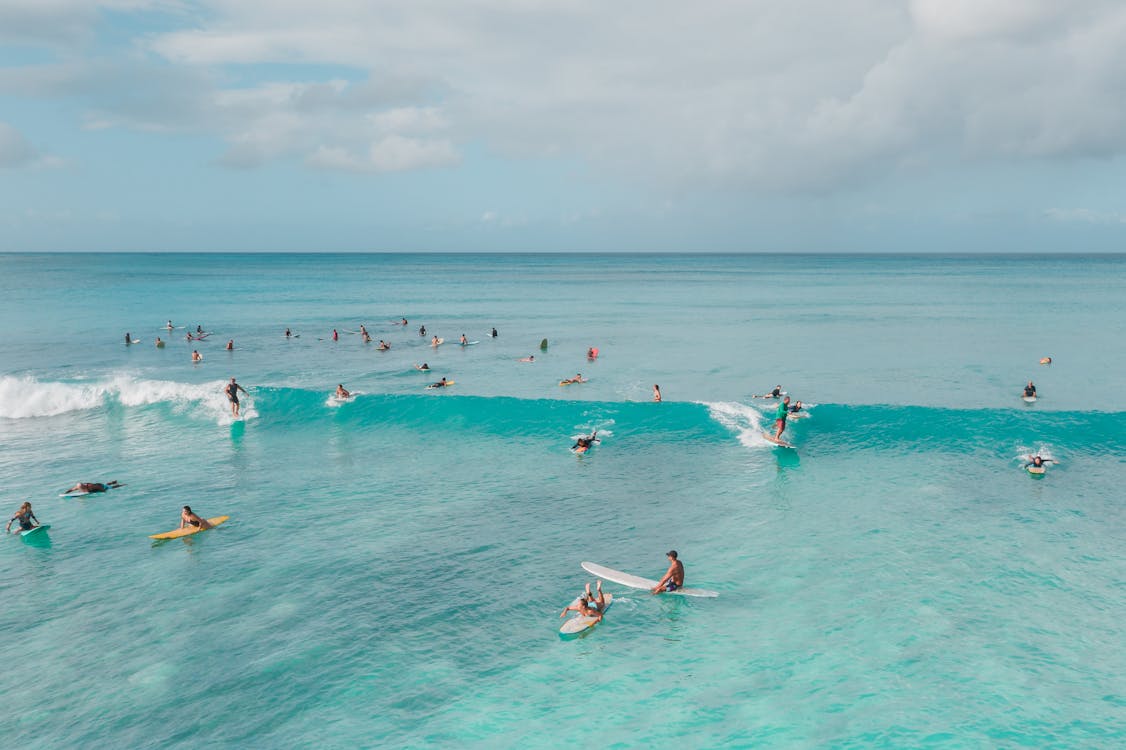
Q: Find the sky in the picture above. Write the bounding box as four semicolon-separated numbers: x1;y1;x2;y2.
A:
1;0;1126;252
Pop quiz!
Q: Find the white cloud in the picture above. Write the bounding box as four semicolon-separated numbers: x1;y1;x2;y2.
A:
7;1;1126;188
1044;207;1126;224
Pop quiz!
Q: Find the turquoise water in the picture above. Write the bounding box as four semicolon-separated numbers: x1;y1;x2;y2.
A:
1;253;1123;748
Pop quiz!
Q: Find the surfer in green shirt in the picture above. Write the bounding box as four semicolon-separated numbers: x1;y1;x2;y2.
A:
773;396;791;440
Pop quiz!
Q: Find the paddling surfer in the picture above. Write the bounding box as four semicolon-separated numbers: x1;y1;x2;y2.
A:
651;550;685;594
224;377;249;417
180;505;212;530
755;385;783;399
335;384;351;399
64;481;122;494
1024;455;1055;469
560;581;607;621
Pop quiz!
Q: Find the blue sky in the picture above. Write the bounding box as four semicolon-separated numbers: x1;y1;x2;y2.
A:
1;0;1125;252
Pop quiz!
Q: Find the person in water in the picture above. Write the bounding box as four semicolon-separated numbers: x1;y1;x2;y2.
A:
653;384;662;402
1023;381;1037;398
429;377;450;388
225;340;234;350
186;332;194;341
401;318;408;326
460;334;468;345
560;581;607;622
416;363;430;371
155;337;164;348
378;340;390;350
125;332;133;344
572;430;598;451
431;335;442;347
359;325;368;337
419;325;426;337
285;327;292;338
191;350;203;362
166;320;174;329
491;328;498;338
755;385;783;399
6;501;41;534
773;395;791;440
1024;455;1056;469
362;331;373;343
561;373;586;384
788;400;804;414
224;377;249;417
652;550;685;594
65;481;122;494
518;355;535;362
335;384;351;399
332;329;339;341
1040;357;1052;365
180;505;212;530
587;347;596;359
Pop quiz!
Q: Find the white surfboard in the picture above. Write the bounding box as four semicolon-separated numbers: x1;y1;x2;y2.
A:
581;561;719;598
1022;395;1037;403
559;593;613;635
761;432;795;449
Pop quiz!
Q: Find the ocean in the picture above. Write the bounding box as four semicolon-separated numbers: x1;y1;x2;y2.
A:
1;252;1123;748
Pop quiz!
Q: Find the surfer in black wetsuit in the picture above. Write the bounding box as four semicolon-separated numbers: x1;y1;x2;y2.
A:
416;363;430;370
1023;381;1037;398
419;325;426;337
224;377;249;417
6;502;40;533
572;431;598;451
1024;456;1055;469
491;328;498;338
788;400;804;414
65;481;122;494
755;385;783;399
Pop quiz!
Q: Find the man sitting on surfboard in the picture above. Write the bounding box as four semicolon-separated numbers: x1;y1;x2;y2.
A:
560;581;607;621
65;481;122;494
652;551;685;594
335;384;351;400
181;506;212;531
1023;381;1037;398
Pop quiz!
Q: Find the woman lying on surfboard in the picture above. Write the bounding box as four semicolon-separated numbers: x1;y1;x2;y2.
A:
560;581;607;621
65;481;122;494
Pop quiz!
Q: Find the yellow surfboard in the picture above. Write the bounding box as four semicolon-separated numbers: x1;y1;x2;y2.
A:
150;515;229;539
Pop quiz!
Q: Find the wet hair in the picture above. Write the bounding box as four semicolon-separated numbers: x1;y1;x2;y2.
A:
667;550;678;559
183;505;192;513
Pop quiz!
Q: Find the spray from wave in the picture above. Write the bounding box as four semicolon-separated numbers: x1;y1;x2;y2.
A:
0;375;257;424
702;401;769;449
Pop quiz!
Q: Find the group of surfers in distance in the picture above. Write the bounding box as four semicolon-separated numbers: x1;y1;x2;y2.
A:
561;551;686;625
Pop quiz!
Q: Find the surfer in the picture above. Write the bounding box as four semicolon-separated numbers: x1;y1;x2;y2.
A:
155;337;164;348
428;377;450;389
773;396;791;440
197;325;203;334
335;384;351;399
651;551;685;594
1040;356;1052;365
191;350;203;363
572;431;598;452
1023;381;1037;398
362;331;373;343
788;400;805;414
360;325;368;338
754;385;783;399
124;332;133;345
186;332;194;341
1024;455;1056;469
401;318;408;326
419;325;426;337
560;581;607;621
224;377;249;417
165;320;173;329
332;329;339;341
416;363;430;371
561;374;586;384
460;334;468;345
587;347;597;359
64;481;122;494
491;327;498;338
431;335;442;347
378;340;390;350
225;340;234;351
653;384;661;402
180;505;212;531
6;502;41;534
518;355;535;363
285;327;292;338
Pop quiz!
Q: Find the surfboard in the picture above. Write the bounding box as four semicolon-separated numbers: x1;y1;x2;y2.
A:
580;561;719;598
150;515;229;540
559;379;588;386
762;432;795;449
459;341;479;346
161;326;185;330
1027;465;1046;476
426;380;455;389
1022;396;1037;403
560;593;614;635
18;524;50;537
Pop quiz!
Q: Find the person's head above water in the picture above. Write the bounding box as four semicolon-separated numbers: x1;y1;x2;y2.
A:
666;550;678;560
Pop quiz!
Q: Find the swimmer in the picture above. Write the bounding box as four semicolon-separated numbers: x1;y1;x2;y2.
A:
491;327;498;338
653;384;661;402
225;339;234;350
1040;356;1052;365
518;355;535;363
415;363;430;371
587;347;596;359
191;350;202;363
651;550;685;594
335;384;351;399
773;395;791;440
186;332;194;341
754;385;784;399
401;318;408;326
6;501;41;534
560;581;607;622
224;377;249;417
180;505;212;531
64;481;122;494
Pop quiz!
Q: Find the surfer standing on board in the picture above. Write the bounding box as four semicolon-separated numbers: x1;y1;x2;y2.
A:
224;377;248;417
651;550;684;594
773;396;791;441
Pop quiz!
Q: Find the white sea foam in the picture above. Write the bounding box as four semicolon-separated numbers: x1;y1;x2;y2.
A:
702;400;768;449
0;374;256;424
